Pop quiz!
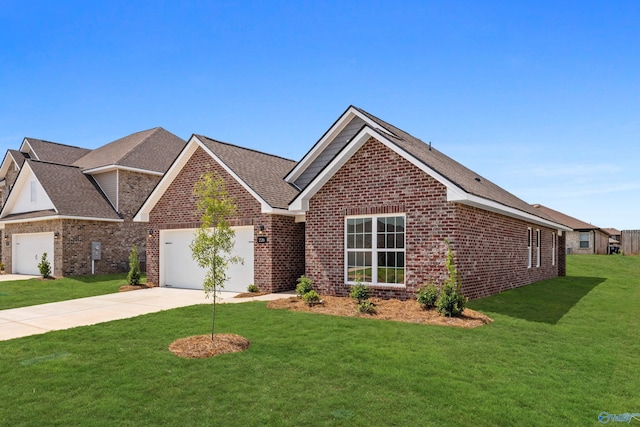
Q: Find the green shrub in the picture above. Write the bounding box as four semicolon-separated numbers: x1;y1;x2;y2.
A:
38;252;51;278
436;282;468;317
247;283;259;293
349;278;371;303
357;300;376;314
127;245;141;286
302;290;322;306
416;283;439;309
296;275;314;297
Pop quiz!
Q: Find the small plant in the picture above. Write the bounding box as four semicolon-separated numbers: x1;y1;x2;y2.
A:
247;283;259;293
302;289;322;306
436;282;468;317
357;300;376;314
38;252;51;278
127;245;141;286
349;278;371;304
296;275;314;297
0;262;5;272
416;283;439;309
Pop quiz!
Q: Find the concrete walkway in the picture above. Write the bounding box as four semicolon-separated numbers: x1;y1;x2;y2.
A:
0;288;294;341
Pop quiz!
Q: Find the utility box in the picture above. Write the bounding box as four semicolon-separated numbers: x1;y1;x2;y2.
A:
92;242;102;260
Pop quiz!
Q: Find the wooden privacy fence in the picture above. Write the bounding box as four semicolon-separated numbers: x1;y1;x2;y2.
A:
621;230;640;255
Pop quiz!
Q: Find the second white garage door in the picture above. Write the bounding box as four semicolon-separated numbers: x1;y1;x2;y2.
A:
13;232;55;276
160;226;254;292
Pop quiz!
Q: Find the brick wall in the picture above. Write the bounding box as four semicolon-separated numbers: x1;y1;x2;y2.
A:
118;170;161;221
305;137;561;300
147;146;303;292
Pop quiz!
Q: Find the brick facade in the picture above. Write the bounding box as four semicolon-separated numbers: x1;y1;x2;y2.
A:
565;229;609;255
3;171;160;277
305;137;562;300
146;147;304;292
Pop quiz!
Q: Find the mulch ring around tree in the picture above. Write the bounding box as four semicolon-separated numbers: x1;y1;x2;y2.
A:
118;283;158;292
233;291;270;298
169;334;250;359
267;295;492;328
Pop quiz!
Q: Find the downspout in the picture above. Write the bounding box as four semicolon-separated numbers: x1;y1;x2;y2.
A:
593;230;596;254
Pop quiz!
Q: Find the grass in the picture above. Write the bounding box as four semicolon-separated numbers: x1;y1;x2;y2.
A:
0;273;145;310
0;255;638;426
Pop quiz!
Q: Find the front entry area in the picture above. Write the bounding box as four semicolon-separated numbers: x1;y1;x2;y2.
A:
159;226;254;292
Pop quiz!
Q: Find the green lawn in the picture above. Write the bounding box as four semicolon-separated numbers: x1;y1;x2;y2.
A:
0;273;144;310
0;255;638;426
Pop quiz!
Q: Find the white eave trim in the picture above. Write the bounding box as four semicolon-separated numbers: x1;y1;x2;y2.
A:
289;125;571;232
285;106;396;184
0;214;123;228
83;164;164;176
19;139;38;159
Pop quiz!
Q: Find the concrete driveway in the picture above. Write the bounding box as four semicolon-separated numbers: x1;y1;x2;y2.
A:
0;274;40;282
0;287;293;341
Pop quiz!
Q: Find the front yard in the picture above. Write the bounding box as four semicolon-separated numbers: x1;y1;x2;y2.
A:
0;255;638;426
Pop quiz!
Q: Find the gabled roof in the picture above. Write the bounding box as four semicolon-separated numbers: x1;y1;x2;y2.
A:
195;135;299;210
21;138;91;165
0;149;28;179
531;204;602;231
73;127;186;174
134;135;300;222
602;227;621;236
0;160;121;223
288;106;568;230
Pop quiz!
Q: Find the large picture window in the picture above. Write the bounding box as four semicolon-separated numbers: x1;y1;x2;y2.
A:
346;215;405;285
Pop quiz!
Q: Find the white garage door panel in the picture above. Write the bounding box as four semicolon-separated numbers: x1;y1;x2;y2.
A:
161;226;254;292
13;232;55;275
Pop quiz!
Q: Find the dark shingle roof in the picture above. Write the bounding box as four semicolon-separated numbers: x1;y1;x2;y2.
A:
26;160;121;220
195;135;299;209
352;106;556;222
530;204;599;230
7;149;28;168
24;138;92;165
73;128;186;173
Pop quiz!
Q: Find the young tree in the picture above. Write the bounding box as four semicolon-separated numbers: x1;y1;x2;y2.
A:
127;245;141;286
189;171;243;339
38;252;51;278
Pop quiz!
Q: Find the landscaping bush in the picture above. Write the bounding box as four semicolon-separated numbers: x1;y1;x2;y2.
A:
302;290;322;306
296;275;314;297
38;252;51;278
349;279;371;304
416;283;439;309
357;300;376;314
436;282;468;317
127;245;141;286
247;283;259;293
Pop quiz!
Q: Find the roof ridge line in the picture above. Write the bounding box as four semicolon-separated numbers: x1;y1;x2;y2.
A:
113;127;163;166
24;137;90;151
196;134;296;163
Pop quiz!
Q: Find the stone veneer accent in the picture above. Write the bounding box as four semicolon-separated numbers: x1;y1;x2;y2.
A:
146;147;304;292
305;137;563;300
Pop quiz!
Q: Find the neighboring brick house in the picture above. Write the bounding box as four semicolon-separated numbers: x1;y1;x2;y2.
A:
602;227;621;254
134;135;305;292
531;204;609;255
136;106;570;300
0;128;185;276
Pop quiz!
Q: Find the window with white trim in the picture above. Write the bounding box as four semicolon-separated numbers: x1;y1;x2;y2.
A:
552;232;556;266
535;229;541;267
345;215;405;285
527;228;532;268
579;232;589;248
30;180;37;203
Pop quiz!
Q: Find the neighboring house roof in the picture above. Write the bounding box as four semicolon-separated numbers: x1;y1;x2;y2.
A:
73;127;186;174
134;135;300;221
195;135;299;210
602;227;621;236
531;204;603;231
0;160;121;223
22;138;92;165
0;150;29;180
288;105;567;230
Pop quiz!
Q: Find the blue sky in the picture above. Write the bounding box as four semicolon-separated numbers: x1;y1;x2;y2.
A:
1;1;638;229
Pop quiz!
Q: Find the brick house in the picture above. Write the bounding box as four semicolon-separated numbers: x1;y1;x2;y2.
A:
134;135;305;292
0;128;185;276
136;106;570;300
531;204;610;255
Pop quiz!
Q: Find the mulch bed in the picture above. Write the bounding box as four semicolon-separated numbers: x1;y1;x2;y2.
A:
169;334;250;359
233;291;270;298
267;295;492;328
118;283;157;292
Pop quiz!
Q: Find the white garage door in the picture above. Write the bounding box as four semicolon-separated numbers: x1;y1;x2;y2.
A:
160;226;254;292
13;232;55;275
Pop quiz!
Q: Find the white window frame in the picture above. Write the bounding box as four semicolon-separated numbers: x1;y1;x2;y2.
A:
552;232;556;266
535;229;541;267
527;227;532;268
579;232;590;249
344;213;406;287
30;180;37;203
